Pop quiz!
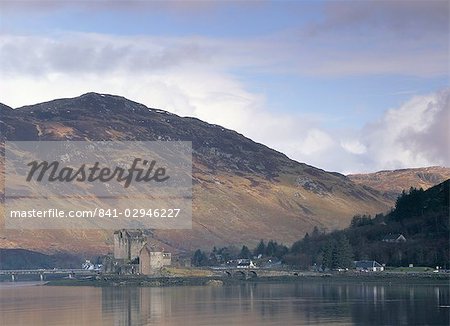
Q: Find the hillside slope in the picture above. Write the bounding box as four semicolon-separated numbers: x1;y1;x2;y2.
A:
348;167;450;199
0;93;392;254
286;180;450;268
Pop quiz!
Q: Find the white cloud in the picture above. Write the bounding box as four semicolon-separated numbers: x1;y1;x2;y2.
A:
341;140;367;155
0;33;448;174
360;89;450;171
255;89;449;173
299;129;334;156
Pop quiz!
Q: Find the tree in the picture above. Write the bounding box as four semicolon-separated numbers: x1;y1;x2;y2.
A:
213;245;239;262
239;245;252;259
393;187;425;222
266;240;277;257
321;240;334;269
254;240;266;257
312;226;321;238
291;233;310;254
290;239;302;254
304;232;310;242
192;249;208;267
333;234;354;268
274;243;289;259
350;214;373;228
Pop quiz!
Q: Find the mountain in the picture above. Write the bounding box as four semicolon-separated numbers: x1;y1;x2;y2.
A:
0;93;392;254
348;167;450;199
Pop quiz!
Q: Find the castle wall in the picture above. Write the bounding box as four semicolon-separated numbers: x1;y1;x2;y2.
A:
139;249;152;275
113;230;146;261
113;231;129;260
162;253;172;267
129;238;145;261
139;250;171;275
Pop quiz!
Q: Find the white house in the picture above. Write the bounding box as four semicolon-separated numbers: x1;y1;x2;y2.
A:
355;260;384;272
382;234;407;243
236;259;256;269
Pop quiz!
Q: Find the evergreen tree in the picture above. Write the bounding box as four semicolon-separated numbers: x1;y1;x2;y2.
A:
290;239;302;254
331;244;340;269
291;233;310;254
266;240;277;257
321;240;334;269
274;244;288;259
312;226;320;238
304;233;310;242
239;245;252;259
192;249;208;267
254;240;266;256
350;215;373;228
334;234;354;268
216;245;239;262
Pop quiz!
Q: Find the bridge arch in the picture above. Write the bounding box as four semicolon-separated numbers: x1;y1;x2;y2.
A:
248;270;258;278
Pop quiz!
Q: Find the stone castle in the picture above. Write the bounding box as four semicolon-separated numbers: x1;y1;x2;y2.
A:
139;244;172;275
110;229;171;275
113;229;147;261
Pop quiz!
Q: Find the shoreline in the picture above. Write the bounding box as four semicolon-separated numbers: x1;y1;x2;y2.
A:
43;272;450;287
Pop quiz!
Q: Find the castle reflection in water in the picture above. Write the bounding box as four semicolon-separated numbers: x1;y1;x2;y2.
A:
0;282;448;325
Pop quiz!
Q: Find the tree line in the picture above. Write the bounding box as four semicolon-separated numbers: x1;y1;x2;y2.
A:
191;240;288;267
192;181;449;269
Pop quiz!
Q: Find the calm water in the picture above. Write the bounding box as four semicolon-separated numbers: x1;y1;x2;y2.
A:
0;281;448;325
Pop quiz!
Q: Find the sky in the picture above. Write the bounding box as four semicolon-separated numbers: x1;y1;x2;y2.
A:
0;0;449;174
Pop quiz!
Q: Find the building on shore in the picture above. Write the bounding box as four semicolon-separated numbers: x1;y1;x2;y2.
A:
355;260;384;272
382;233;407;243
139;245;172;275
236;259;256;269
113;229;147;261
103;229;171;275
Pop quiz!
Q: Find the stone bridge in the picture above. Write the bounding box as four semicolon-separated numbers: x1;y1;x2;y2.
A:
0;269;99;281
222;269;258;279
214;268;301;279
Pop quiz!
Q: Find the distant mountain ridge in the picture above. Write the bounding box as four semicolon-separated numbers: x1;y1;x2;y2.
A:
348;166;450;199
0;93;439;254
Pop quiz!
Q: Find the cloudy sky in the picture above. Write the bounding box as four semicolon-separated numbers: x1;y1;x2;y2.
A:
1;0;448;173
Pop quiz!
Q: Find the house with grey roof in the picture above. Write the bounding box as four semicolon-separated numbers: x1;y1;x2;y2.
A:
382;233;407;243
355;260;384;272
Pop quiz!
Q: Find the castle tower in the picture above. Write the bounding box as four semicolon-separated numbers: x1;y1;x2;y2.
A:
113;229;147;261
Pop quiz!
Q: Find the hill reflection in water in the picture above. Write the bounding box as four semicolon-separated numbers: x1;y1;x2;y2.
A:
0;281;448;325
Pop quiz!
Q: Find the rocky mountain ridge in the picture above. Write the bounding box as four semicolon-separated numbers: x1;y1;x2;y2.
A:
0;93;425;254
348;166;450;199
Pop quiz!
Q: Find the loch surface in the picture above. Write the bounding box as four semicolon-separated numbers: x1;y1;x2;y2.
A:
0;281;448;325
